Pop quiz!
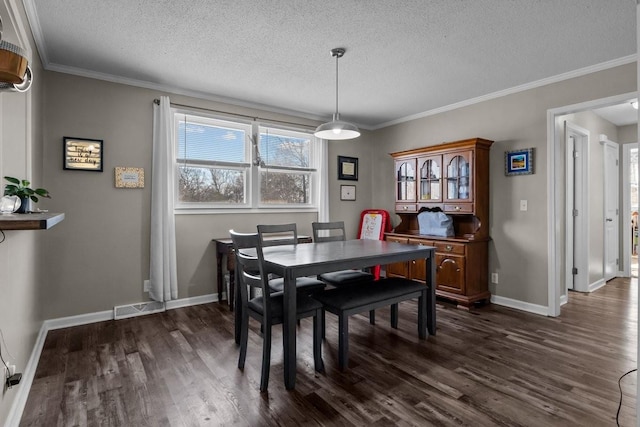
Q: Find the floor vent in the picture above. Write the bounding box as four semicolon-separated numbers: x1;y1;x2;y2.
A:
114;301;166;320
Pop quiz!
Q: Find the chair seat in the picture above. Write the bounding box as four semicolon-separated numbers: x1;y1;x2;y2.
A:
319;270;374;287
313;278;425;311
248;293;323;319
268;276;326;293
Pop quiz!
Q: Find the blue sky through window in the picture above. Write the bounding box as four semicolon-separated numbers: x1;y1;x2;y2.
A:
177;121;245;162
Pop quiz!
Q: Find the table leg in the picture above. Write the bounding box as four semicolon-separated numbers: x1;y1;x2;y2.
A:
229;267;235;311
216;249;224;303
426;250;436;335
283;271;297;390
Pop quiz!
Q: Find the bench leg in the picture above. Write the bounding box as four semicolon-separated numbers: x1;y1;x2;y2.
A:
391;303;398;329
418;291;427;339
369;310;375;325
338;314;349;371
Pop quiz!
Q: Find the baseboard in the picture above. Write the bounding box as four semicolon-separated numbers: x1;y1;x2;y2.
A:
588;278;606;292
5;292;221;426
490;295;549;316
560;293;568;306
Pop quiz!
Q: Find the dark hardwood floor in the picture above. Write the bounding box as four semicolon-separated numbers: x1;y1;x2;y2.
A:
20;278;637;426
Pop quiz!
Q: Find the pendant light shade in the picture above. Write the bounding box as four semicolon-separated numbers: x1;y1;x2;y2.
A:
314;48;360;140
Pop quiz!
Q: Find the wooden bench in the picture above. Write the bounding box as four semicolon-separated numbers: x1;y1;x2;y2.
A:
313;277;428;370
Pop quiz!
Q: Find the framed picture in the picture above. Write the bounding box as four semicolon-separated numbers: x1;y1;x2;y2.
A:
64;137;103;172
340;185;356;201
338;155;358;181
115;167;144;188
505;148;534;176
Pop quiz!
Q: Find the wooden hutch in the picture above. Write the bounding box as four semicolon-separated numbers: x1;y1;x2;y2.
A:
385;137;492;309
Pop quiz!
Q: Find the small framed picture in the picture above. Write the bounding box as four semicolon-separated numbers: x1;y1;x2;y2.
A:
338;156;358;181
340;185;356;201
505;148;534;176
115;167;144;188
63;137;103;172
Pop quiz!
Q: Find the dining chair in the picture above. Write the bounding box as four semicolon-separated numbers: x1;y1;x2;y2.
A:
257;223;326;294
311;221;375;287
230;230;324;392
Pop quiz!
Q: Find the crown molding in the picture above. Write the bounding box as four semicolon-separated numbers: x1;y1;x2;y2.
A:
373;54;638;130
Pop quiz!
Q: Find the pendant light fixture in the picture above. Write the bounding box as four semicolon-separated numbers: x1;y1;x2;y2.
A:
314;48;360;140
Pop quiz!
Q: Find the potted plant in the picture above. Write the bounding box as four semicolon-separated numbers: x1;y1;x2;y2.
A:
3;176;51;213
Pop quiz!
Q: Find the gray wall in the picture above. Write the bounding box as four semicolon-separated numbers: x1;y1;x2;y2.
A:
371;63;636;306
40;72;377;319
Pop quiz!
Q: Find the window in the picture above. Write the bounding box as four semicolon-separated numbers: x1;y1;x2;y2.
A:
174;112;320;210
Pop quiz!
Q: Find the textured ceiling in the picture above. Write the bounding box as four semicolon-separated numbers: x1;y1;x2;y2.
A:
24;0;637;129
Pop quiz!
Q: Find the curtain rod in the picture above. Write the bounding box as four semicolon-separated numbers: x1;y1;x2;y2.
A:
153;99;317;130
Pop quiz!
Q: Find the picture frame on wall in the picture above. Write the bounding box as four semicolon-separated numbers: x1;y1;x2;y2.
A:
338;155;358;181
505;148;534;176
340;185;356;201
63;137;103;172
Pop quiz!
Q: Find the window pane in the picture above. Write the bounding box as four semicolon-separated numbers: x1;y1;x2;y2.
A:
179;166;244;203
177;117;246;162
260;170;311;204
259;128;310;168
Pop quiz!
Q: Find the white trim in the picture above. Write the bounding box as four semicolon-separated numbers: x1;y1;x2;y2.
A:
547;109;560;316
4;292;222;425
588;278;607;292
560;294;568;306
622;142;637;278
165;293;218;310
44;62;335;129
490;295;549;317
45;310;113;330
547;91;638;317
375;55;637;130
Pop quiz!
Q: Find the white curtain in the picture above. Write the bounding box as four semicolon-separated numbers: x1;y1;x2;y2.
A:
317;138;329;222
150;96;178;302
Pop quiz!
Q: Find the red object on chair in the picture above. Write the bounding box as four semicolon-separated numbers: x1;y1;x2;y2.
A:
357;210;392;279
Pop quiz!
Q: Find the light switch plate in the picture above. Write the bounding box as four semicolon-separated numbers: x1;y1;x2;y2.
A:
520;200;528;211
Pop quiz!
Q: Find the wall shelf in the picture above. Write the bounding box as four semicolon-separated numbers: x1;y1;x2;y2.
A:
0;213;65;230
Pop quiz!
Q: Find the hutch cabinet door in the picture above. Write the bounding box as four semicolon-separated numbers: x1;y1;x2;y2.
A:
417;155;442;203
385;235;409;277
395;159;417;202
435;253;466;294
443;151;473;203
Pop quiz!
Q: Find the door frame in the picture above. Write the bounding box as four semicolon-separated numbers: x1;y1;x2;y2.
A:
564;122;590;294
547;91;637;317
621;142;637;278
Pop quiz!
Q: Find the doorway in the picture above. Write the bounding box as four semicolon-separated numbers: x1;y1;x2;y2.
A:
547;91;638;317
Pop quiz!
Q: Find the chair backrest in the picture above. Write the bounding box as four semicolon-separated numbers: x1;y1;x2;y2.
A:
257;223;298;247
229;230;271;309
312;221;346;243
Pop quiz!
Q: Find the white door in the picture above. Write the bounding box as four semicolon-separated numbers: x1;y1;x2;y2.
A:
604;140;619;281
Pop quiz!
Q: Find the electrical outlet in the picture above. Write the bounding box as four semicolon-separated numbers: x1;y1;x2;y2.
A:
143;280;150;292
491;273;499;284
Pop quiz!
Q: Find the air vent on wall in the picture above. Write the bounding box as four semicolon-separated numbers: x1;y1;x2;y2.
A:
114;301;166;320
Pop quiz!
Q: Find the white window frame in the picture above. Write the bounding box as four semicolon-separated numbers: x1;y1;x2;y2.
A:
173;109;320;213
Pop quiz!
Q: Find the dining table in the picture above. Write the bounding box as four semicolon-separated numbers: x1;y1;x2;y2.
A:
240;238;436;390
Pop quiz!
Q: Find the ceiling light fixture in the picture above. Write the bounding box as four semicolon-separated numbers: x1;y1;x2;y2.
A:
631;100;638;110
0;16;32;92
314;48;360;140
